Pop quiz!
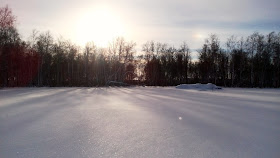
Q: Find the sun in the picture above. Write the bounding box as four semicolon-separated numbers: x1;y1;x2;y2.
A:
75;6;126;47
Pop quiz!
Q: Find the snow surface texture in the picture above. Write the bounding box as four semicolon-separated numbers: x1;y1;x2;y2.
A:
0;87;280;158
176;83;222;90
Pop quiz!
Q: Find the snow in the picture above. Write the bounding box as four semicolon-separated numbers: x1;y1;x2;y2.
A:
176;83;222;90
0;87;280;158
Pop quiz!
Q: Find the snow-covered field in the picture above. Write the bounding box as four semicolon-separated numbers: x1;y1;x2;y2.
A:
0;87;280;158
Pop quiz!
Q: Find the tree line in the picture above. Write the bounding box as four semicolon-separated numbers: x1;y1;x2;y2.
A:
0;5;279;87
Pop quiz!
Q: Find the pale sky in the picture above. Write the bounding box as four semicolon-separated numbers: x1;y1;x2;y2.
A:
1;0;280;50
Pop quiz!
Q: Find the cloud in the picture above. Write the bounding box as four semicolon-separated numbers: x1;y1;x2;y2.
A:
174;19;280;31
1;0;279;49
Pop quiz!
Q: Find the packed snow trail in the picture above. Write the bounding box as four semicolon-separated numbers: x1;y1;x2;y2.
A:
0;87;280;158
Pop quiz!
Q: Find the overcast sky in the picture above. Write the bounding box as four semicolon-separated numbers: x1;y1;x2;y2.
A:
1;0;280;50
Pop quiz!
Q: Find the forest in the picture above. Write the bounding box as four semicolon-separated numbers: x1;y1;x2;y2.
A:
1;6;280;87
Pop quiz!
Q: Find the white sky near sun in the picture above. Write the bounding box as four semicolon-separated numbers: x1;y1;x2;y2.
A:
1;0;279;51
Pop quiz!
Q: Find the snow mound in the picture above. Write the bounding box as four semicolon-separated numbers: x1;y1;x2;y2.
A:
176;83;222;90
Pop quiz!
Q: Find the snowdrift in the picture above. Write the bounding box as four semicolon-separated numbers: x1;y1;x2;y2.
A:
176;83;222;90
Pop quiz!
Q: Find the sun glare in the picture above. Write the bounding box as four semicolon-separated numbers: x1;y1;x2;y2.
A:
193;33;204;39
75;6;126;47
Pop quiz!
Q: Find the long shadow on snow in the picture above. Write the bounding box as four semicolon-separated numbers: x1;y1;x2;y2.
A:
0;88;83;135
122;88;280;142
